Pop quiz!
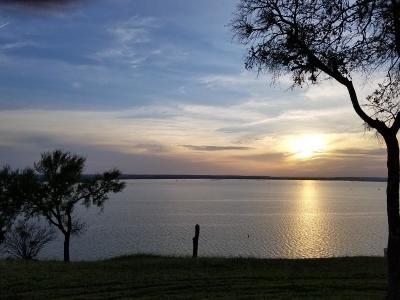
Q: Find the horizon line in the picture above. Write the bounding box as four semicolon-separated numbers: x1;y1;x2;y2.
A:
111;174;387;182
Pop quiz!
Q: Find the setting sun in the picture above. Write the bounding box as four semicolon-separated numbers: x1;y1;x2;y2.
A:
289;135;327;159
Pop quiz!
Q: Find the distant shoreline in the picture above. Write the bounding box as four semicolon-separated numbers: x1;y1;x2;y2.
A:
118;174;387;182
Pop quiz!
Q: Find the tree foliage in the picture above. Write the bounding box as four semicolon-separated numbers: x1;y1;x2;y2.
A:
0;167;37;243
25;150;126;261
232;0;400;128
0;167;19;243
27;150;123;233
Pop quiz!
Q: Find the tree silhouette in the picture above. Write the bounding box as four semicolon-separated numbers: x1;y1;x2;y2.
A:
2;220;56;260
0;167;37;243
0;167;21;243
232;0;400;298
25;150;125;262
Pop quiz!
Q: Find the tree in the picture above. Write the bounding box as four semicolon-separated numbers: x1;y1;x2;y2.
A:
2;219;56;260
0;167;20;243
26;150;125;262
231;0;400;298
0;167;37;243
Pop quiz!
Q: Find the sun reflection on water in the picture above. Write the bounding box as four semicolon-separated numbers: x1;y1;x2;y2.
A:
290;180;331;258
300;180;319;213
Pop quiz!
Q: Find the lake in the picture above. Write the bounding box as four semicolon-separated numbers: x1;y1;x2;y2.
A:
40;179;388;261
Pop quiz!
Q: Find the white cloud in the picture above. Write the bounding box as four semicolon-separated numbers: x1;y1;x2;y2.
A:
199;71;264;89
0;40;39;54
304;81;348;102
94;16;158;67
110;16;156;44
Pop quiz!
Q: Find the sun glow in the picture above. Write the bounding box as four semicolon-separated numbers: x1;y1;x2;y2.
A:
289;135;327;159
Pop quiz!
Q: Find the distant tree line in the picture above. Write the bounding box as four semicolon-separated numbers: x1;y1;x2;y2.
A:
0;150;125;262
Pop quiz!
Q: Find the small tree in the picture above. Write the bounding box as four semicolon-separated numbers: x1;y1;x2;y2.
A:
2;220;56;260
232;0;400;298
26;150;125;262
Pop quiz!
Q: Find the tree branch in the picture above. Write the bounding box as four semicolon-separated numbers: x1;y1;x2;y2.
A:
392;0;400;56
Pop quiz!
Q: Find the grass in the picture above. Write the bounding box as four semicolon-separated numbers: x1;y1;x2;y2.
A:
1;255;387;299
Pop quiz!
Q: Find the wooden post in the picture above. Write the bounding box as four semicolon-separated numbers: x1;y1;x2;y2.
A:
192;224;200;258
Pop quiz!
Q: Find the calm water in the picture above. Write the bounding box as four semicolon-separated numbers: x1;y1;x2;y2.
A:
39;179;388;261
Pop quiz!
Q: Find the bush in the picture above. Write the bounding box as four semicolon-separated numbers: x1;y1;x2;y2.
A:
2;220;56;260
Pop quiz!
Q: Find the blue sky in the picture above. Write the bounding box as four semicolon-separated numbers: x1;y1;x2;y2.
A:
0;0;388;176
0;1;239;108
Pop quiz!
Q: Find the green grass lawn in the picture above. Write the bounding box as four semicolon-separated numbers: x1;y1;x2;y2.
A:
0;255;387;299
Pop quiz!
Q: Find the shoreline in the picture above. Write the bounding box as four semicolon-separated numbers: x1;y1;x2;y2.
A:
1;253;386;263
118;174;387;182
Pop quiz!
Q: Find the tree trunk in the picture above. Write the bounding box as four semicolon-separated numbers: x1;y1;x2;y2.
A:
63;232;70;262
384;133;400;299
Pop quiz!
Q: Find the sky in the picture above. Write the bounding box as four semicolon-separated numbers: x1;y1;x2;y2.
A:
0;0;389;176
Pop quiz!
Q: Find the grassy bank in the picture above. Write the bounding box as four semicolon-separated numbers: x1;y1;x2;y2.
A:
1;255;387;299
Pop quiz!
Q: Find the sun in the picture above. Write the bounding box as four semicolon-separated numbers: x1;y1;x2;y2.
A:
289;135;327;159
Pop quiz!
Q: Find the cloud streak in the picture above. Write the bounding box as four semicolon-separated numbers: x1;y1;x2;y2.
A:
0;102;386;176
182;145;253;151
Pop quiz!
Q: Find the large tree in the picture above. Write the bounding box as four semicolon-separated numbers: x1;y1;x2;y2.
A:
232;0;400;298
26;150;125;262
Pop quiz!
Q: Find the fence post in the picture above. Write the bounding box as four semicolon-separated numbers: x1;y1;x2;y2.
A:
192;224;200;258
